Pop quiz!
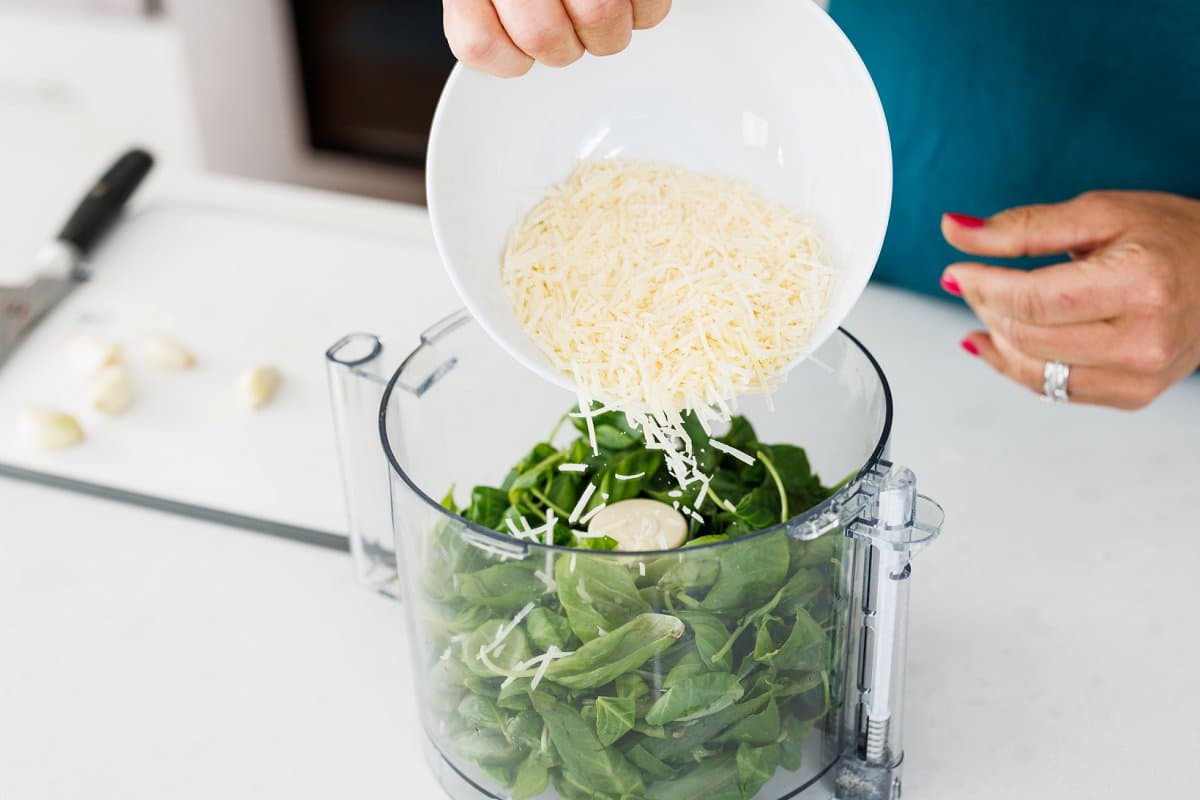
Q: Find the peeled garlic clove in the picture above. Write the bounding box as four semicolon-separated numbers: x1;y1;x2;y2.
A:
237;365;281;410
142;335;195;370
89;365;133;416
587;498;688;551
66;333;122;375
18;408;84;450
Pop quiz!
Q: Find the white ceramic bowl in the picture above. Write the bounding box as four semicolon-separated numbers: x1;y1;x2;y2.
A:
426;0;891;393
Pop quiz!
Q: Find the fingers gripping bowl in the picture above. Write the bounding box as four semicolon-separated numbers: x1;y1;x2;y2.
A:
425;0;893;393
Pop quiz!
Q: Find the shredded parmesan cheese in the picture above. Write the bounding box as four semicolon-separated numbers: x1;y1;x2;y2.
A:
710;438;757;466
503;158;832;489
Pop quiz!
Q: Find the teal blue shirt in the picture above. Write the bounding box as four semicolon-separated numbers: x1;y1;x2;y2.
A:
829;1;1200;296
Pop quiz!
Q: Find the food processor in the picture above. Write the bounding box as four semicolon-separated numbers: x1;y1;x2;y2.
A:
326;309;943;800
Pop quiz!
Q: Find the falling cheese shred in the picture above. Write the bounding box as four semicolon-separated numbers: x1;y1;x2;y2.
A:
503;159;833;488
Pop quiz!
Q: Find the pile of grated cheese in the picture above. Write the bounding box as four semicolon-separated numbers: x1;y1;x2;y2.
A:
502;159;833;487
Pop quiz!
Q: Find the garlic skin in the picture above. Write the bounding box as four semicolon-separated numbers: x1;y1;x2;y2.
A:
142;335;195;370
237;366;281;410
66;334;122;376
89;365;133;416
18;408;84;450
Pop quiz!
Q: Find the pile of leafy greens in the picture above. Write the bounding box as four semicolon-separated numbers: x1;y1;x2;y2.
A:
430;411;842;800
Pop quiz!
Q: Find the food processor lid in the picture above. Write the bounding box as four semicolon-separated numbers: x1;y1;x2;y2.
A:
377;309;894;556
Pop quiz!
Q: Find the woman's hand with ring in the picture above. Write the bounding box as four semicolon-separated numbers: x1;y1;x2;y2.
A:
941;191;1200;409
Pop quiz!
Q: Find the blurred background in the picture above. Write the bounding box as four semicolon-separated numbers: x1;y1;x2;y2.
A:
0;0;452;207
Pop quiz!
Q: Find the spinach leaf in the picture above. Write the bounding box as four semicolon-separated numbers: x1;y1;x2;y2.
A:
595;696;637;746
440;486;459;513
532;692;644;797
645;672;745;725
737;741;781;798
554;555;649;642
545;613;684;689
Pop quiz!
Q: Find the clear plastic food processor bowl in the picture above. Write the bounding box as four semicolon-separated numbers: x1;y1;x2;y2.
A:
327;310;943;800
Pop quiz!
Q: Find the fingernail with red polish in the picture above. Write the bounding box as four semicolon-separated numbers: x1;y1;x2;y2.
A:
945;212;985;229
940;273;962;296
960;339;980;356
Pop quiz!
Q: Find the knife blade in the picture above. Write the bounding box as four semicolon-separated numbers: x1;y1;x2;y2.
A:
0;148;154;367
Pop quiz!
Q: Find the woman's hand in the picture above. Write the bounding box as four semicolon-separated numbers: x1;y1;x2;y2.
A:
443;0;671;77
941;191;1200;410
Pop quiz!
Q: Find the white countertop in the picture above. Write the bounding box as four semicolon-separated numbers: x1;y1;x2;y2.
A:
3;8;1200;800
3;166;1198;800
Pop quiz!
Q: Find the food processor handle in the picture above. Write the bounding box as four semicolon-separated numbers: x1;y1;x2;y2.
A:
837;463;943;800
326;333;401;598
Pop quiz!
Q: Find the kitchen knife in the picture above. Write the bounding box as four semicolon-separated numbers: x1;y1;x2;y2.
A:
0;148;154;367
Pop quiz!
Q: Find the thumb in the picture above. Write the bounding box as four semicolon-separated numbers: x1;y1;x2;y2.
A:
941;193;1124;259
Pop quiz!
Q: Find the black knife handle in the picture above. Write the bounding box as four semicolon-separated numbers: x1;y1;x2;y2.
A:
57;148;154;255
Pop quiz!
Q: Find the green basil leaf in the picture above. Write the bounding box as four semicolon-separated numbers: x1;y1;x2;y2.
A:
719;416;759;453
701;532;789;612
754;608;827;672
454;729;523;766
466;486;510;529
645;672;745;726
678;611;733;672
714;697;780;746
615;673;650;700
524;607;572;653
595;696;637;746
504;710;543;750
510;755;550;800
625;743;676;781
663;649;707;688
496;677;534;711
545;613;685;689
440;486;459;513
457;563;547;612
778;714;813;772
459;619;532;677
554;555;649;642
456;694;506;730
532;693;644;797
736;741;781;798
644;752;739;800
763;444;812;495
733;484;780;530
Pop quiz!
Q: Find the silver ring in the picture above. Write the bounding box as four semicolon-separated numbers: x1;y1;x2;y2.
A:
1042;360;1071;403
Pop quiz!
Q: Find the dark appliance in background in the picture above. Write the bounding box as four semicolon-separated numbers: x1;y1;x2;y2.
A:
290;0;455;170
170;0;457;203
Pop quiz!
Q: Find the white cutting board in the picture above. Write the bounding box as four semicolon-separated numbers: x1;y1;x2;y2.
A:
0;201;460;537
